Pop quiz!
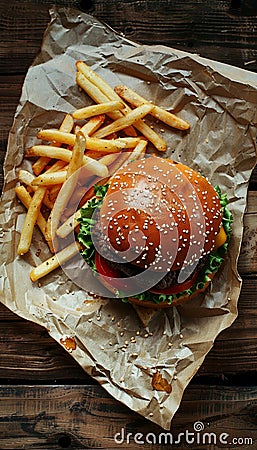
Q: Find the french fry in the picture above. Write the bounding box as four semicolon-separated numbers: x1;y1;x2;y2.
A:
37;130;75;146
30;241;81;282
15;186;47;237
93;104;154;139
76;72;166;150
32;156;52;176
67;153;119;208
32;171;67;186
36;130;129;153
45;132;87;253
76;71;137;136
18;169;54;210
56;209;82;239
98;153;120;166
115;85;190;130
76;71;112;107
18;169;36;187
26;145;74;160
66;131;86;179
79;154;108;178
77;61;123;104
85;137;125;152
75;66;166;151
17;186;46;255
26;146;108;178
41;190;55;211
19;163;67;207
113;137;142;148
132;120;167;152
77;63;142;132
76;63;167;148
73;100;124;119
32;114;74;175
45;160;67;173
48;184;62;202
60;113;74;131
123;139;147;165
80;114;105;135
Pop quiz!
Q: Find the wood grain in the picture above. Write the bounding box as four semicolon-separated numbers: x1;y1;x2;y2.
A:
1;1;257;74
1;0;257;447
0;384;256;449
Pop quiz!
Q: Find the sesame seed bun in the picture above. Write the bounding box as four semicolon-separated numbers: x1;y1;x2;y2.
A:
100;156;222;274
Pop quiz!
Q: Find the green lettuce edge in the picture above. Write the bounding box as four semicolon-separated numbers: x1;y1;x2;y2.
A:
77;184;233;305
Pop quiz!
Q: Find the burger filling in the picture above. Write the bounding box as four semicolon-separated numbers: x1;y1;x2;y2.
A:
77;184;232;305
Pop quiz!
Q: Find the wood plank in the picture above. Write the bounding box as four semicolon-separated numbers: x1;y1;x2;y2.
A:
238;207;257;274
0;384;256;449
0;309;87;381
0;277;256;380
0;75;24;144
0;1;50;74
246;190;257;213
0;1;257;74
90;0;257;69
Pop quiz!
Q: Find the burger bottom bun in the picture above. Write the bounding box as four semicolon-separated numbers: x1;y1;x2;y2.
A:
127;272;216;308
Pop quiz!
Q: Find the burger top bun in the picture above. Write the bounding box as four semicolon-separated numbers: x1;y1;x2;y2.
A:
100;156;222;276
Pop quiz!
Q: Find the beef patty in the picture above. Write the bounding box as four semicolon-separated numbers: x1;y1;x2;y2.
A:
92;219;207;290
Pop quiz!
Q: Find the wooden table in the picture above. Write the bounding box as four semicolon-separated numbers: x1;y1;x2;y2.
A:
1;1;257;448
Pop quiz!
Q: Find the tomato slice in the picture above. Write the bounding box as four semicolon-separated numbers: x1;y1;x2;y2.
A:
95;252;199;296
95;251;125;293
95;251;122;279
149;270;199;295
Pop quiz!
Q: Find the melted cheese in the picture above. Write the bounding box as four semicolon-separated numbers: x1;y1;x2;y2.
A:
214;225;227;250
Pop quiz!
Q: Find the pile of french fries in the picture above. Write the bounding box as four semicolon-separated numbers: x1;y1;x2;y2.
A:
15;60;190;283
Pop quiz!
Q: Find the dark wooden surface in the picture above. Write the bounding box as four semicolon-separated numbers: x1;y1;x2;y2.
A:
1;1;257;448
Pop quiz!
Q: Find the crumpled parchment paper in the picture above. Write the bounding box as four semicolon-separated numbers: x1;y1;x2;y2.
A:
0;7;257;430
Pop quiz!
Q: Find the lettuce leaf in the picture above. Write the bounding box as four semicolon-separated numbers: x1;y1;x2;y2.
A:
77;184;109;272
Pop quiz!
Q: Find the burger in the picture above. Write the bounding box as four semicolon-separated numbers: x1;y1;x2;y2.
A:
77;156;232;308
